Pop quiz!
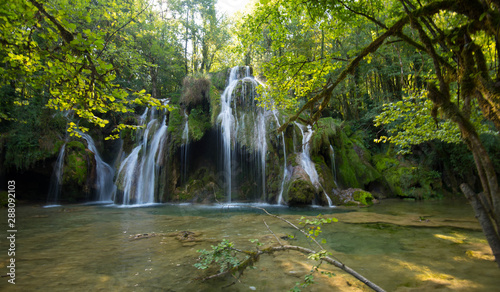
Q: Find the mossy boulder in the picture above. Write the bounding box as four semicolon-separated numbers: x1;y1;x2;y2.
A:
335;188;374;206
287;166;317;206
353;190;374;206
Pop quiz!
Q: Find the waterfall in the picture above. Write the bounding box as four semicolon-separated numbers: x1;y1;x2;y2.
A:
80;133;115;202
218;67;239;202
330;145;338;186
255;109;268;200
273;110;288;205
46;143;66;206
324;191;334;207
116;109;168;205
217;66;267;203
295;123;319;187
181;111;189;184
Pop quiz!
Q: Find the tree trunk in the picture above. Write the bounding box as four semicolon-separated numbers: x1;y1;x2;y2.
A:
461;184;500;268
428;83;500;267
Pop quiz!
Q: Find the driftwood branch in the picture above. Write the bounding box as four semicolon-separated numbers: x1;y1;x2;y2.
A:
251;206;324;250
199;207;386;291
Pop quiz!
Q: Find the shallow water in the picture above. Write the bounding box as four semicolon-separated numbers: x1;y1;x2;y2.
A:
1;199;499;291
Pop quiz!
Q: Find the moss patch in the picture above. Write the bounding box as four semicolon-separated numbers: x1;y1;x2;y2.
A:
287;177;315;206
371;153;442;199
353;190;374;206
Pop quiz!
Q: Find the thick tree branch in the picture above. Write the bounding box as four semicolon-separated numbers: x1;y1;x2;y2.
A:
277;0;461;132
27;0;74;44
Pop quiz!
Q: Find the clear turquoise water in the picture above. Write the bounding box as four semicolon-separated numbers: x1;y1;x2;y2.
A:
1;200;499;291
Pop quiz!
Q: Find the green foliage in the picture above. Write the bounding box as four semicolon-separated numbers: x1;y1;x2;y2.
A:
291;274;315;292
194;239;245;274
0;0;174;138
374;91;490;154
3;95;66;169
249;239;263;247
298;214;337;241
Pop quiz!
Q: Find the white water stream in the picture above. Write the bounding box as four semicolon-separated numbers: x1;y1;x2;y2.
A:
273;110;288;205
116;109;168;205
217;66;267;202
81;133;115;202
46;143;66;206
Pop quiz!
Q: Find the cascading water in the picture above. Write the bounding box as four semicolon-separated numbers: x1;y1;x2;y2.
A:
46;143;66;206
273;110;288;205
295;123;335;207
181;111;189;184
218;67;239;202
255;110;268;200
115;108;168;205
330;145;338;186
217;66;267;203
324;191;333;207
80;133;115;202
295;123;320;187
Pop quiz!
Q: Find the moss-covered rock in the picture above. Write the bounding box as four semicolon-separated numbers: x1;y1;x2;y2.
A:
371;153;442;199
336;130;382;189
353;190;374;206
209;85;221;125
172;167;221;203
334;188;374;206
287;166;317;206
310;117;340;154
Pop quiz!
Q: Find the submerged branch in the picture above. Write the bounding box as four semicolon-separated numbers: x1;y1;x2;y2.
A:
199;207;386;291
251;206;324;250
200;243;386;292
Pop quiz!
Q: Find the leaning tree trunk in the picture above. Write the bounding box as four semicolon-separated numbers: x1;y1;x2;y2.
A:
428;82;500;268
402;0;500;267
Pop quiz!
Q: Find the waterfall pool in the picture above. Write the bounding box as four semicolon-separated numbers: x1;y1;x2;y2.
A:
1;199;499;291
